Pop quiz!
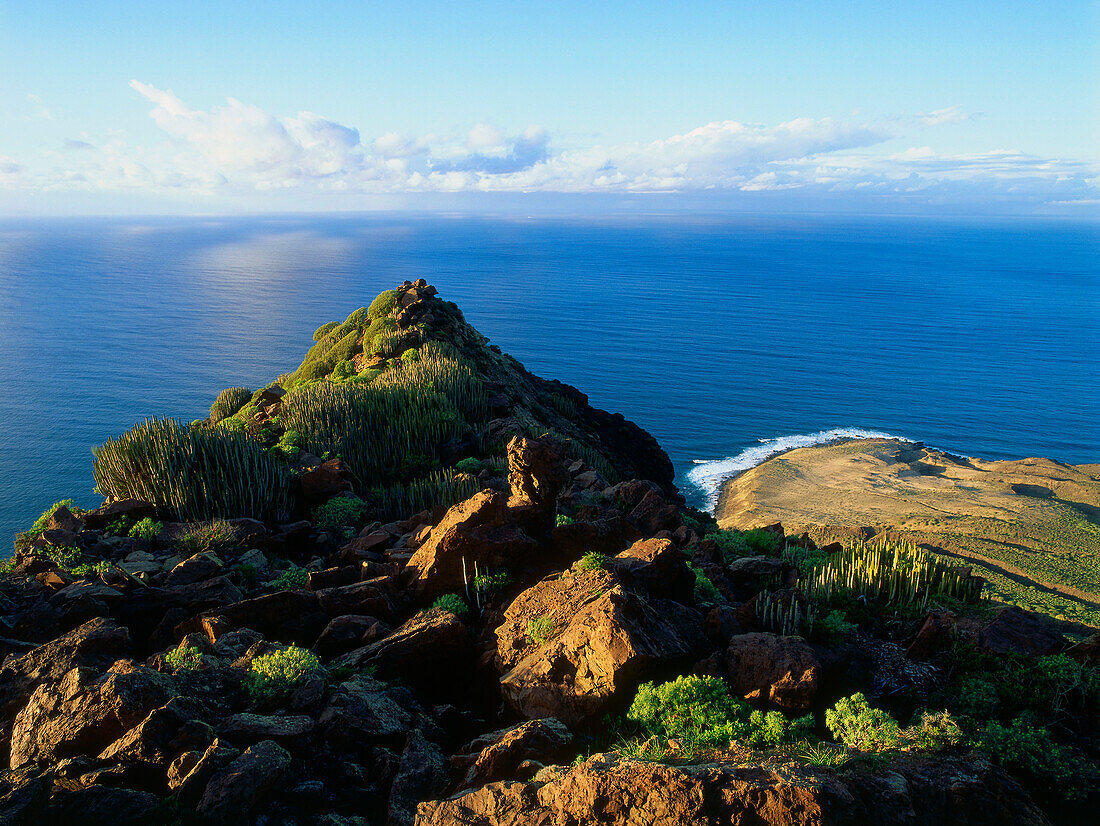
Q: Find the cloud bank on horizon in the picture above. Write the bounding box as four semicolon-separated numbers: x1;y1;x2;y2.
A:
2;81;1097;211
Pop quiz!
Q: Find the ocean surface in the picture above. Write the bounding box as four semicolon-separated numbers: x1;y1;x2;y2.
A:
1;213;1097;545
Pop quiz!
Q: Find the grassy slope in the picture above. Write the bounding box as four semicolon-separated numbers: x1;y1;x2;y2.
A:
717;438;1100;626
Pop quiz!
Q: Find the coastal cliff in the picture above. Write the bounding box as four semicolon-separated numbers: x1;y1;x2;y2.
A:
1;287;1097;825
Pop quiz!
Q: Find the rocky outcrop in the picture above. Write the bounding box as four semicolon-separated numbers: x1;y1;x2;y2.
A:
496;574;698;727
723;632;819;714
415;751;1051;826
450;718;573;792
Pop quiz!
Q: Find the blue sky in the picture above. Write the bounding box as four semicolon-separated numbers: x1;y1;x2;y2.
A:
1;1;1097;214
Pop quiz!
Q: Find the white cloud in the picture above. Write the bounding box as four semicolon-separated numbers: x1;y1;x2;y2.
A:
25;94;54;121
1;82;1095;210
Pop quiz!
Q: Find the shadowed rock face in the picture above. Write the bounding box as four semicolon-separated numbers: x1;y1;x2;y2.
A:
716;437;1100;624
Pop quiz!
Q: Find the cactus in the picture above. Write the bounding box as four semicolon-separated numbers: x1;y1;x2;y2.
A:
802;539;983;609
92;417;293;522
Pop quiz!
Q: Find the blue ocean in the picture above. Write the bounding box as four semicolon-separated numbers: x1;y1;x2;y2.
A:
1;213;1097;544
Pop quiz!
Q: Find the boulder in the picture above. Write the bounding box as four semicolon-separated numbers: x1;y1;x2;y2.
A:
0;617;130;715
610;538;694;604
98;697;212;764
906;611;958;660
218;713;315;745
82;499;156;530
724;632;819;714
388;729;447;826
506;436;569;534
335;608;472;695
46;505;84;533
450;718;573;791
300;460;357;504
164;553;222;588
196;739;292;822
201;589;327;645
315;577;397;620
314;614;388;659
317;674;413;750
626;490;681;536
725;555;784;590
977;606;1064;658
48;786;162;826
497;578;696;727
10;662;174;769
1066;632;1100;667
403;491;538;599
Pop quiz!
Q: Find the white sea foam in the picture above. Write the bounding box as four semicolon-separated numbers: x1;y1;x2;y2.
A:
686;428;905;513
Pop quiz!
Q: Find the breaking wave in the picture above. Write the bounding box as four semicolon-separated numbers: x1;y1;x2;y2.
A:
686;428;905;513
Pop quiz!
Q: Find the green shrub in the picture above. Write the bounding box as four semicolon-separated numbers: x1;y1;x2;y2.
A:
527;616;554;645
433;593;468;616
38;545;81;570
104;516;133;536
273;430;301;459
128;517;163;540
292;359;330;384
792;742;852;767
271;566;308;591
472;568;511;593
689;563;721;604
705;529;751;560
69;560;109;578
814;609;856;644
401;348;420;363
92;418;294;522
344;306;367;327
243;645;321;701
978;715;1086;798
578;551;606;571
455;457;483;474
626;675;813;758
555;514;574;527
178;520;238;556
210;387;252;423
313;497;371;530
17;499;78;548
825;693;903;752
313;321;339;341
0;558;17;575
908;709;963;751
742;527;780;555
165;645;204;671
367;289;400;320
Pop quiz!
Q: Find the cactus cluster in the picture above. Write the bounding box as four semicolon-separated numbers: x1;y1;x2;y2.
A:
756;589;818;636
803;539;983;609
368;469;481;522
92;417;294;522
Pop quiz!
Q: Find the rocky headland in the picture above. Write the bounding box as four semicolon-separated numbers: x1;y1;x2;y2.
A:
717;438;1100;626
1;284;1097;825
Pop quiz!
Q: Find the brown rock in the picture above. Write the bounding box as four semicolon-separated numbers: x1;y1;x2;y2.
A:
610;537;694;604
196;739;292;821
164;552;222;587
0;617;130;715
317;674;413;750
906;610;958;660
314;614;388;659
10;662;173;769
82;499;156;530
315;576;397;620
201;589;327;645
48;787;162;826
1066;632;1100;667
300;460;357;504
724;632;819;713
626;489;681;536
498;579;696;727
451;718;573;791
46;505;84;533
977;606;1064;658
389;729;447;826
404;490;538;599
217;713;315;744
506;436;569;531
335;607;472;694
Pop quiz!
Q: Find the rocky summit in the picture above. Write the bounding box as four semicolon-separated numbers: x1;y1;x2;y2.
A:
1;285;1097;826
